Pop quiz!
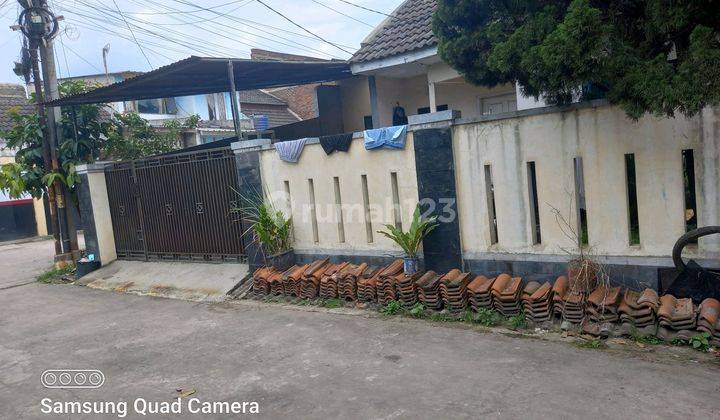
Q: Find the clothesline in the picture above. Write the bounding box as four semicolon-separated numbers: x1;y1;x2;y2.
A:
273;125;409;164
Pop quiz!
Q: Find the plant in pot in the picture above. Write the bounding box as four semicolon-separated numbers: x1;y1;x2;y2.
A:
377;205;438;275
232;191;294;271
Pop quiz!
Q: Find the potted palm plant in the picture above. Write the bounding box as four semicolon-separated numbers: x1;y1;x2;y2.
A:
378;205;438;275
232;190;294;271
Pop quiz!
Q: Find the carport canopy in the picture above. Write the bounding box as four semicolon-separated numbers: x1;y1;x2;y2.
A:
46;56;352;106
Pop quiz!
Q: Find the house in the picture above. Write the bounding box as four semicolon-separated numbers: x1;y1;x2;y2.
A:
60;70;306;145
0;83;48;241
336;0;545;132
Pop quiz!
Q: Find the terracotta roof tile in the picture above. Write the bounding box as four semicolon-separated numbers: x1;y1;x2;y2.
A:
350;0;437;63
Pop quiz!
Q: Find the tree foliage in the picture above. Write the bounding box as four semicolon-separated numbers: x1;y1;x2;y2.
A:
433;0;720;118
0;80;199;200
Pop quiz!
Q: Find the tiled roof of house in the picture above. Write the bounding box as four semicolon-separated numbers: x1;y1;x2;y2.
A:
350;0;437;63
0;84;33;134
239;89;287;106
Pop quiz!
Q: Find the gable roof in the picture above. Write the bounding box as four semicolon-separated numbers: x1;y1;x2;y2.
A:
350;0;437;63
239;89;287;106
0;84;34;134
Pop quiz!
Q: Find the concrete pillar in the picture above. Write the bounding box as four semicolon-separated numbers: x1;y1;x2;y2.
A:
428;80;437;113
75;163;116;266
368;75;380;129
32;198;48;236
231;139;269;271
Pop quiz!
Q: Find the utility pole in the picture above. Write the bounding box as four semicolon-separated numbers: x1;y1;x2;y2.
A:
16;0;75;261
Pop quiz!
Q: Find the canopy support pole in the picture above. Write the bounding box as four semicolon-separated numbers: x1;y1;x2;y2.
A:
227;60;242;140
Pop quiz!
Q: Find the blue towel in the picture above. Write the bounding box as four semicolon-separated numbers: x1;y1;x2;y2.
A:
363;125;407;150
274;138;308;163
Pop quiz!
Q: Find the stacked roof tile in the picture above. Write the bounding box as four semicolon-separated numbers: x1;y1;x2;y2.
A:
250;260;720;343
338;263;369;301
283;264;307;297
438;269;471;313
491;274;523;316
416;271;442;309
552;276;569;318
467;275;495;311
252;267;273;295
656;295;698;341
697;298;720;345
617;289;659;336
586;286;622;323
522;281;554;323
396;272;422;307
562;291;586;324
377;260;405;305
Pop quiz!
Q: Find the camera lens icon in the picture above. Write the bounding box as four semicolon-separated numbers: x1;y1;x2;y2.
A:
42;370;105;389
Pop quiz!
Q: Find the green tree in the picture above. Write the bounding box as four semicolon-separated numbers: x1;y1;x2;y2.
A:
104;112;199;161
0;80;199;201
433;0;720;119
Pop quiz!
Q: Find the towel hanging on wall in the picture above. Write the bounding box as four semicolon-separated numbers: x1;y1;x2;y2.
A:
319;132;353;155
363;125;407;150
274;138;308;163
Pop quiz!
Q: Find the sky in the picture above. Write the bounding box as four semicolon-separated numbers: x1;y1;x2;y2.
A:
0;0;402;84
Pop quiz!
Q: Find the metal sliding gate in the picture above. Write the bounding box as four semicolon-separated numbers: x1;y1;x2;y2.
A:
105;148;246;262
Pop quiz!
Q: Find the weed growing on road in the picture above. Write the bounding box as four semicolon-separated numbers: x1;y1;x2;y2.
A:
689;333;711;352
630;327;663;345
381;300;403;316
508;313;527;330
321;298;343;309
473;308;502;327
37;264;75;284
409;303;426;318
574;339;607;350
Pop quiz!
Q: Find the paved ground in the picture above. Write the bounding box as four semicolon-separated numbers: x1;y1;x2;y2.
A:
0;238;55;289
78;260;249;301
1;241;720;419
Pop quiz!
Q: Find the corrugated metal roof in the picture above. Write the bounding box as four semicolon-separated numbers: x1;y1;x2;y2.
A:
47;56;352;107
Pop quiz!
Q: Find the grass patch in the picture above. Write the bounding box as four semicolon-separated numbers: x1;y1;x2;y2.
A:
380;300;403;316
37;264;75;284
473;308;503;327
408;303;426;318
320;298;343;309
507;313;527;330
574;339;607;350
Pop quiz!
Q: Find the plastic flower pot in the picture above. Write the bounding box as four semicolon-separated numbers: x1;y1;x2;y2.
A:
403;256;419;275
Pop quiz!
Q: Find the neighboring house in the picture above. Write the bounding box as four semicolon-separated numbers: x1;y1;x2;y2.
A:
60;70;305;145
251;49;326;120
336;0;545;132
0;83;47;241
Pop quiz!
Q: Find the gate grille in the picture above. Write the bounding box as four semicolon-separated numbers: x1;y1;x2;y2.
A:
105;148;246;262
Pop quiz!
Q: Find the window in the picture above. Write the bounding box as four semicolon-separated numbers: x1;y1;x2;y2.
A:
390;172;402;230
573;157;589;246
625;154;640;245
527;162;541;244
682;149;698;238
308;179;319;244
480;94;517;115
333;177;345;243
361;174;373;243
136;98;178;115
363;115;373;130
484;165;499;245
417;104;448;114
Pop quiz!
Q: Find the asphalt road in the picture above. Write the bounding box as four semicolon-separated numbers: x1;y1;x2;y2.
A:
1;241;719;419
0;238;55;289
